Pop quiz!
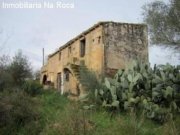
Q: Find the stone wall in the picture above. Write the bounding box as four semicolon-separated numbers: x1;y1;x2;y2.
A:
103;22;148;77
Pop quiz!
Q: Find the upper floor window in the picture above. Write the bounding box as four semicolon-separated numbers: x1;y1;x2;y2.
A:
98;36;101;44
92;39;95;43
68;46;71;57
80;38;86;57
59;51;61;60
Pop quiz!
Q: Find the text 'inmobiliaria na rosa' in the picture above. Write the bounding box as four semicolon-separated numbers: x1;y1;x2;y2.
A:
0;1;75;9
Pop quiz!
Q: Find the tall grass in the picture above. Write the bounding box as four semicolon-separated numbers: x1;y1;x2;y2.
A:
1;89;179;135
38;91;180;135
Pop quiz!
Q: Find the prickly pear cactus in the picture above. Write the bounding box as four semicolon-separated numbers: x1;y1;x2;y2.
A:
94;60;180;123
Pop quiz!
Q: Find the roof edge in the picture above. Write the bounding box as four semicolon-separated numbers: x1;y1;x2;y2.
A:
48;21;147;58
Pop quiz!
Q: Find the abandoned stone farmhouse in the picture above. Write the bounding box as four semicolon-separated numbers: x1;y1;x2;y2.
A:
40;21;148;97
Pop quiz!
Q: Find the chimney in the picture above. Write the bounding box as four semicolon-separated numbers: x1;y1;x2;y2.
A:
42;48;44;66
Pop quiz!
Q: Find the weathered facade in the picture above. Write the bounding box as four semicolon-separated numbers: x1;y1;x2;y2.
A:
41;21;148;97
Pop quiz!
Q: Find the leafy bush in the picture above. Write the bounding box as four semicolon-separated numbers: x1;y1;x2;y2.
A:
0;55;13;91
0;71;13;91
22;80;43;96
0;91;40;135
79;65;103;102
95;61;180;123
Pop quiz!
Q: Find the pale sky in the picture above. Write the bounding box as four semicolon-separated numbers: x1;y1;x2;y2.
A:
0;0;179;70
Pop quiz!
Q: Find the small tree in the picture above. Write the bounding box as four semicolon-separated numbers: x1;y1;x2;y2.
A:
9;50;32;86
142;0;180;46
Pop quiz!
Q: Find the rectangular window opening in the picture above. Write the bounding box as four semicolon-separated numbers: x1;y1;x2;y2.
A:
80;38;86;57
59;51;61;60
98;36;101;44
68;46;71;57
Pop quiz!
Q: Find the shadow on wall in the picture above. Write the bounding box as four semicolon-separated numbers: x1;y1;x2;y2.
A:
149;44;180;66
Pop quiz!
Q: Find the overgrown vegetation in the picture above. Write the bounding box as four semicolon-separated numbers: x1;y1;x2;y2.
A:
94;61;180;123
0;50;33;91
0;50;179;134
79;65;102;102
22;80;43;96
0;51;43;134
0;91;40;135
1;90;179;135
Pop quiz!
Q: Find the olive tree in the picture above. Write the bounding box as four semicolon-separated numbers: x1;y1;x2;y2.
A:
9;50;32;86
142;0;180;46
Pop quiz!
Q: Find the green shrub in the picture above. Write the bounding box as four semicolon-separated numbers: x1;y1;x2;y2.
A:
79;65;103;103
0;91;40;135
0;70;13;91
22;80;43;96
